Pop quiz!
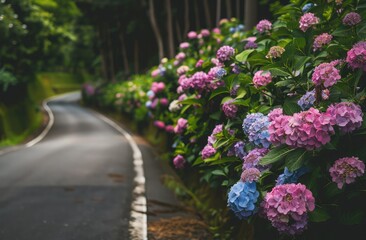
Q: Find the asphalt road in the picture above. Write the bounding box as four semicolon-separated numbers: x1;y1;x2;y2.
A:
0;92;135;240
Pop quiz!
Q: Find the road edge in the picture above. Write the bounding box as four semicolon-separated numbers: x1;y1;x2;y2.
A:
90;110;148;240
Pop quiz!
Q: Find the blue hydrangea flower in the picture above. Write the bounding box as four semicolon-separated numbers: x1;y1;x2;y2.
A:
234;141;247;159
145;100;152;108
227;181;259;219
302;3;314;13
147;90;155;98
216;68;227;79
159;66;166;76
247;116;271;148
276;167;309;186
297;90;316;110
229;27;236;33
242;113;264;135
237;24;245;31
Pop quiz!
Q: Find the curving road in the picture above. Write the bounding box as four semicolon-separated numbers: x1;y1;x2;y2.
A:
0;92;138;240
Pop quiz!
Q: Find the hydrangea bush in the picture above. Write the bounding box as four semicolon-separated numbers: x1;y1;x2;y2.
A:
84;0;366;238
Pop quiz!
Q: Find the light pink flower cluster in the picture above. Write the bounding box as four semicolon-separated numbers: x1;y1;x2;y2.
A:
342;12;361;26
329;157;365;189
222;99;238;118
241;168;261;182
346;41;366;71
311;63;341;87
179;42;190;49
256;19;272;33
154;120;165;129
216;46;235;62
175;52;186;61
268;108;335;150
195;59;204;68
187;31;197;39
266;46;285;59
177;65;189;76
151;82;166;93
201;124;226;159
326;102;363;134
313;33;332;51
200;29;210;37
253;70;272;88
242;148;269;171
173;155;186;169
174;118;188;134
262;183;315;235
299;13;319;32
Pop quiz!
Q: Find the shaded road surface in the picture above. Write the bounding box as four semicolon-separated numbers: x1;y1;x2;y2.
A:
0;92;136;240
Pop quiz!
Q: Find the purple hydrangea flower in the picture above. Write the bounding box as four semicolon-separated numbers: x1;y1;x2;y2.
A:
299;13;319;32
201;145;216;159
326;102;363;134
313;33;332;51
222;100;238;118
329;156;365;189
243;113;265;135
346;41;366;71
241;168;261;182
343;12;361;26
216;46;235;62
245;41;258;49
297;90;316;110
234;141;247;159
311;63;341;88
173;155;186;169
256;19;272;33
242;148;269;171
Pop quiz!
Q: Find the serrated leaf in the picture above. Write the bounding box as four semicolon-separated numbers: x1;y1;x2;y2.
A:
309;208;331;222
259;145;296;165
283;99;301;115
285;149;309;171
235;49;255;62
209;87;229;100
235;89;247;99
269;68;291;77
179;98;203;106
275;80;295;87
212;169;227;176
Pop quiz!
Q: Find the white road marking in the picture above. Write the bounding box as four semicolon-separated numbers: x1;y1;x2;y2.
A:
91;111;148;240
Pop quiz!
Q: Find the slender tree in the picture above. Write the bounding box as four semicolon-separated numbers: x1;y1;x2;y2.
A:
203;0;212;29
193;0;200;30
216;0;222;25
166;0;174;58
226;0;232;18
236;0;240;21
147;0;164;60
245;0;258;31
183;0;190;37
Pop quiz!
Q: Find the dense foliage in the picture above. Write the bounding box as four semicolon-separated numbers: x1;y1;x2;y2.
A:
85;0;366;239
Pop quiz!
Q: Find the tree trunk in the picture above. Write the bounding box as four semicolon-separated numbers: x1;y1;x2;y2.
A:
97;24;108;81
166;0;174;58
134;41;139;73
175;19;182;43
147;0;164;60
193;0;200;30
226;0;232;18
183;0;190;37
107;26;116;82
119;32;130;75
235;0;240;20
245;0;257;31
203;0;212;29
216;0;221;26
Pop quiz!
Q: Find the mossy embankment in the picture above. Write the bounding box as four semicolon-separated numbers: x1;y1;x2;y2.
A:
0;72;85;146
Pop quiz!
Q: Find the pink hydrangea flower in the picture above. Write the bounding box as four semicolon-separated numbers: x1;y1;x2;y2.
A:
299;13;319;32
253;70;272;88
342;12;361;26
256;19;272;33
311;63;341;87
173;155;186;169
201;145;216;159
151;69;160;78
268;108;284;122
346;41;366;71
216;46;235;62
195;59;204;68
329;157;365;189
154;120;165;129
262;183;315;235
269;108;335;150
212;28;221;34
165;125;175;133
200;29;210;37
326;102;363;134
151;82;166;93
160;98;169;106
174;118;188;134
241;168;261;182
222;100;238;118
313;33;333;51
242;148;269;171
179;42;190;49
187;31;197;39
190;71;208;90
175;52;186;61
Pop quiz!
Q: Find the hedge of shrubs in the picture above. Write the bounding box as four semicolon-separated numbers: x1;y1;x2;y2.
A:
83;0;366;239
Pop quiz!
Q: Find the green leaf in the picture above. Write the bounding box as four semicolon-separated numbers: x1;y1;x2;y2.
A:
293;37;306;50
192;157;203;166
209;87;229;100
221;96;234;104
283;99;301;115
259;145;296;166
235;88;247;99
209;111;221;121
204;157;238;166
309;208;331;222
180;98;203;106
275;80;295;87
235;49;255;62
212;169;227;176
233;98;251;106
285;149;309;171
338;210;364;225
268;68;291;77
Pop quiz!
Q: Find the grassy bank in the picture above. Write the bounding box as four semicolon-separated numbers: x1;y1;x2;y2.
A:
0;72;83;147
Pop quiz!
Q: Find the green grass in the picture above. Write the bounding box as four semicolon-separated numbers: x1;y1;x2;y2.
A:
0;71;84;147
